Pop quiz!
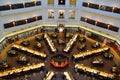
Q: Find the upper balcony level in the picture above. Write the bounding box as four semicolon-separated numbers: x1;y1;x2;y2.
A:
46;0;77;9
81;2;120;19
0;1;42;16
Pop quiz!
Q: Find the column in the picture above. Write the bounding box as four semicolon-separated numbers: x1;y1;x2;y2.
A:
65;9;69;20
54;9;58;21
0;17;4;39
54;0;58;6
66;0;70;7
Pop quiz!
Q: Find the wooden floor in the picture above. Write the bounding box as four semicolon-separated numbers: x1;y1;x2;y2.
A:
0;32;119;80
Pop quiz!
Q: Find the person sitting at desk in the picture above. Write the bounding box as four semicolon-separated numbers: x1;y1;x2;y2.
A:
17;56;29;65
79;37;86;43
58;39;65;45
7;49;18;56
21;40;30;47
103;52;114;59
92;57;104;66
51;33;57;38
77;44;86;51
92;42;100;48
111;65;120;74
0;61;10;71
36;42;42;49
35;35;43;41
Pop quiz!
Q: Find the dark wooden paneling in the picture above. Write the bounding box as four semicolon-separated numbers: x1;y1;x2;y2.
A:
96;22;108;29
25;2;35;7
15;20;26;26
4;22;14;29
37;16;42;20
27;17;36;23
0;5;10;11
11;3;24;9
4;15;42;28
87;19;95;25
36;1;41;6
0;1;41;11
105;6;113;12
113;7;120;14
109;25;119;32
81;17;119;32
99;5;106;11
82;2;88;7
81;17;86;22
89;3;99;9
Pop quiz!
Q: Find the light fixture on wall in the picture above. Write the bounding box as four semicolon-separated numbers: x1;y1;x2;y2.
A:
35;16;38;20
60;0;63;3
88;2;90;6
95;21;98;25
9;4;11;9
12;21;15;26
85;18;87;22
112;6;115;12
23;3;25;8
58;24;64;32
107;24;111;29
34;1;36;6
25;19;27;23
59;0;65;5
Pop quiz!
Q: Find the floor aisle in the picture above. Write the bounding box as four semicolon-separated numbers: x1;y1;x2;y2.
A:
0;32;118;80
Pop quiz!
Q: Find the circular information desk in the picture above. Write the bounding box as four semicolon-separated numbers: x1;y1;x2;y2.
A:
50;54;69;68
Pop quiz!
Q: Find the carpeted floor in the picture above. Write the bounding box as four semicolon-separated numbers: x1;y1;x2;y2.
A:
0;32;118;80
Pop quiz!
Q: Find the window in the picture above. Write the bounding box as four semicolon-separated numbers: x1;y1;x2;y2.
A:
48;0;54;5
70;0;76;6
69;10;75;19
58;10;65;19
48;10;54;18
58;0;65;5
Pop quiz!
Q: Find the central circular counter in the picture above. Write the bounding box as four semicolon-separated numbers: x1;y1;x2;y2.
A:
50;54;69;68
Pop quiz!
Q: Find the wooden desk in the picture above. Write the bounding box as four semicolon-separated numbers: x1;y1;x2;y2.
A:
75;64;114;79
43;71;54;80
12;44;46;58
73;47;109;59
64;34;78;52
44;33;57;53
64;71;75;80
0;63;45;77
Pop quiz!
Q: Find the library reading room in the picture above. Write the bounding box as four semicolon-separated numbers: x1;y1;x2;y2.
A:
0;0;120;80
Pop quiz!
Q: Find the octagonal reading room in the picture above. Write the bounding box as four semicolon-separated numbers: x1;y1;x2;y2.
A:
0;0;120;80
